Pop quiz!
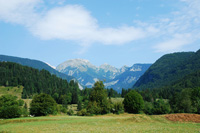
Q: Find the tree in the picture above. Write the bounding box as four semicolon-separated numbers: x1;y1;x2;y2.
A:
121;88;126;98
77;101;82;111
0;95;22;119
123;90;144;113
191;87;200;113
87;81;111;114
153;99;171;114
30;93;57;116
71;88;78;104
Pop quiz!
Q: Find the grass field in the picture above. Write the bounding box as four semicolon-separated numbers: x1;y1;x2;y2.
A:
0;86;23;98
0;114;199;133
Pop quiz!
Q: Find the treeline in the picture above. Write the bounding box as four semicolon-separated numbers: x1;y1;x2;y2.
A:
0;62;79;104
135;70;200;114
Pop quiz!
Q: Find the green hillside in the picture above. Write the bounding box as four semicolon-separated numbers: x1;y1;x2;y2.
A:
133;51;198;89
0;62;79;104
0;86;23;98
0;55;74;81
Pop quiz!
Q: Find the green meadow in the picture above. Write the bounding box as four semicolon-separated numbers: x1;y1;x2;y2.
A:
0;114;199;133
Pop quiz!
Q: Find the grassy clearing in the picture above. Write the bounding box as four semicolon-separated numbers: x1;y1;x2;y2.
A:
110;97;124;103
0;114;199;133
0;86;23;98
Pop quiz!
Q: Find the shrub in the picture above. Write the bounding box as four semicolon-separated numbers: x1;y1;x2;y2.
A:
0;95;22;119
123;90;144;114
143;101;154;115
77;109;89;116
30;93;57;116
111;102;124;114
153;99;171;114
67;109;74;116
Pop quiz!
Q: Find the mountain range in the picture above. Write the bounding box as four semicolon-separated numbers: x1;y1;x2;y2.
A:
56;59;151;91
0;55;151;92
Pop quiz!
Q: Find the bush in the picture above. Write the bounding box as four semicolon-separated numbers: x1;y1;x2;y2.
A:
0;95;22;119
77;109;89;116
30;93;57;116
123;90;144;114
111;102;124;114
67;109;74;116
153;99;171;114
87;101;102;115
143;101;154;115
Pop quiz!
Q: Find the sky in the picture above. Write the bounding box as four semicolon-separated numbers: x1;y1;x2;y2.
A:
0;0;200;68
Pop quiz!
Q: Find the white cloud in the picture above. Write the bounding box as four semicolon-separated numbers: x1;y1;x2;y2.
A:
0;0;40;25
154;33;193;52
0;0;150;47
0;0;199;53
153;0;200;52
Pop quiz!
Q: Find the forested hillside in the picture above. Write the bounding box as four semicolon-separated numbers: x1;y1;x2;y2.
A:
0;55;74;81
0;62;79;104
133;51;197;89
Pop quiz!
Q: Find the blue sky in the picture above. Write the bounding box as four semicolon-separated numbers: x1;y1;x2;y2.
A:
0;0;200;68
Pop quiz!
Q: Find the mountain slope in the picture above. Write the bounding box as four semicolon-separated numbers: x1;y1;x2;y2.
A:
105;64;151;91
0;62;78;101
0;55;74;81
133;51;199;89
56;59;151;91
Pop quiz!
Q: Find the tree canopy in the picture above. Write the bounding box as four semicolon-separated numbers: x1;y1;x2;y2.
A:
0;95;23;119
123;90;144;113
30;93;57;116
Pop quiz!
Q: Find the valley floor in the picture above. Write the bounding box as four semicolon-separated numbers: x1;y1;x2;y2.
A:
0;114;199;133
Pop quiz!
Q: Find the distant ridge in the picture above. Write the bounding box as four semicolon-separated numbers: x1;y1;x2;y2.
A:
0;55;74;81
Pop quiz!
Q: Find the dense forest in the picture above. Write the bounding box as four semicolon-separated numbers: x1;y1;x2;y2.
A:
133;51;199;89
0;55;74;81
0;62;79;104
132;50;200;114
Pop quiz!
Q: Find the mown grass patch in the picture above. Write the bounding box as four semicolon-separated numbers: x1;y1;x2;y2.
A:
0;86;23;98
0;114;199;133
110;97;124;103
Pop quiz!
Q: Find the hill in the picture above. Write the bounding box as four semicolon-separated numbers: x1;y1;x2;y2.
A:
0;62;79;103
133;51;198;89
0;55;74;81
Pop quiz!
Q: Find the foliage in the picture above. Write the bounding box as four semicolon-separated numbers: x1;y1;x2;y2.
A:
67;109;74;116
30;93;57;116
169;88;200;113
0;62;79;103
111;102;124;114
77;109;89;116
153;99;171;114
191;87;200;113
77;101;82;111
0;95;23;119
87;81;111;115
133;51;197;89
143;101;154;115
123;90;144;113
0;55;73;81
107;88;121;98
